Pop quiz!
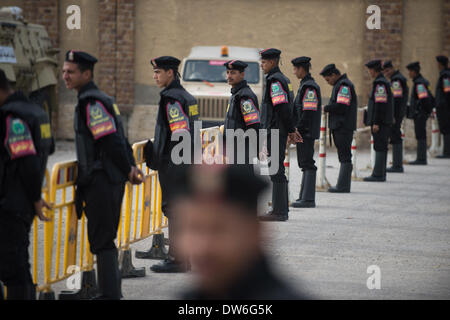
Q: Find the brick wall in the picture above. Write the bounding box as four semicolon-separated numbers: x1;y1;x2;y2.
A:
98;0;135;114
444;0;450;55
362;0;404;98
22;0;59;47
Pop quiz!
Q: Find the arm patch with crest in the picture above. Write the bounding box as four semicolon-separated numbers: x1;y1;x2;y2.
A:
166;101;190;132
416;83;429;99
374;84;388;103
302;88;319;110
270;81;288;106
442;77;450;93
392;80;403;98
336;85;351;105
240;98;260;126
86;100;117;140
4;115;37;159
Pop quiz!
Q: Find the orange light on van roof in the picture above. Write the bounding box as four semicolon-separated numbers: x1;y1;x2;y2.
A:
221;46;229;57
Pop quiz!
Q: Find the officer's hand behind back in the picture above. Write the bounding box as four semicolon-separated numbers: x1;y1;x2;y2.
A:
34;199;53;222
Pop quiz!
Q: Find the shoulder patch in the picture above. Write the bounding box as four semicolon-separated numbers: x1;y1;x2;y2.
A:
270;81;288;106
86;100;117;140
4;115;37;159
40;123;52;139
166;101;189;132
113;103;121;116
374;84;388;103
302;88;319;110
442;77;450;93
336;85;351;106
240;98;260;126
391;80;403;98
416;83;429;99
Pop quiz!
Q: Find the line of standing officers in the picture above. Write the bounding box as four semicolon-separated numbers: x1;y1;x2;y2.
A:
1;47;449;300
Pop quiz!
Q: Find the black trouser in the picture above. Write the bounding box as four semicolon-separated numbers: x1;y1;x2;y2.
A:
267;129;288;183
332;128;353;163
158;160;175;218
81;171;125;255
0;215;33;287
372;125;390;152
414;113;429;140
389;118;403;144
296;137;316;171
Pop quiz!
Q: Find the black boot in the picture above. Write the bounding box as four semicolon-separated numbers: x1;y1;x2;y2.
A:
150;255;189;273
292;171;306;203
409;139;427;165
5;284;36;300
436;134;450;158
328;163;352;193
364;151;386;182
259;182;289;221
386;142;404;172
292;170;316;207
96;249;121;300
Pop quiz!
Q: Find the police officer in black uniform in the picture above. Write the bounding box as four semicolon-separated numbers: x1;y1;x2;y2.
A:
63;50;143;299
406;61;434;165
435;55;450;158
258;49;302;222
223;60;261;164
363;60;394;182
290;57;321;207
320;64;357;192
144;56;199;273
0;69;53;300
382;60;409;172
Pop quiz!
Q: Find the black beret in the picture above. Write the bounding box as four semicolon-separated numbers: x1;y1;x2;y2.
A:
260;48;281;60
65;50;98;66
150;56;181;69
382;60;393;69
365;59;382;69
406;61;420;71
224;60;248;72
436;55;449;65
172;164;268;213
320;63;338;76
291;56;311;67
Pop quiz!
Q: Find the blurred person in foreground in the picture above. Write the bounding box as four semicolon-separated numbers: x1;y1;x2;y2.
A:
172;164;307;300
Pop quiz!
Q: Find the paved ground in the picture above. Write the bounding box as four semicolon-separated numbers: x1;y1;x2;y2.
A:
46;141;450;299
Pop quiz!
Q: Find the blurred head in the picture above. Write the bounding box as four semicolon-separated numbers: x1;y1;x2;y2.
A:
436;55;449;71
172;164;267;296
0;69;13;106
365;60;382;79
320;63;341;86
382;60;394;79
406;62;421;79
291;57;311;80
293;65;308;79
259;48;281;74
224;60;247;87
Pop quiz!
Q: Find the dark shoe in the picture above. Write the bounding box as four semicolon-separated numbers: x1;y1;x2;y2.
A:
5;284;36;300
292;200;315;208
150;257;188;273
292;170;316;208
387;143;404;172
259;212;288;221
96;249;121;300
364;151;386;182
409;139;427;165
328;163;352;193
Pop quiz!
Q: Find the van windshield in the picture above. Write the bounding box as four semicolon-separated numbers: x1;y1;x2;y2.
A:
183;60;260;84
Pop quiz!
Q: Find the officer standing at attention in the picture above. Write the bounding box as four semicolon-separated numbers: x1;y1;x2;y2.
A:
223;60;261;164
320;64;357;192
363;60;394;182
382;60;409;173
63;50;143;300
406;61;434;165
290;57;321;208
0;69;52;300
144;56;199;273
258;49;302;222
435;55;450;158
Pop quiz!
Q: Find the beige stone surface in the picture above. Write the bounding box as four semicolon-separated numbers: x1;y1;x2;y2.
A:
128;104;159;143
